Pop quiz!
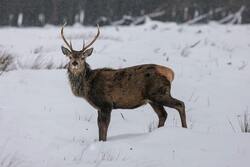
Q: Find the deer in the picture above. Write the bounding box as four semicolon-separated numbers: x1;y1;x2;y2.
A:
60;24;187;141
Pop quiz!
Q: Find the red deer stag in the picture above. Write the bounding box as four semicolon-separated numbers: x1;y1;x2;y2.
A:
61;24;187;141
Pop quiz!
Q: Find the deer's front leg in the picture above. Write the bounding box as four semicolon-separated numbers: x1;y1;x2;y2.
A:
97;108;111;141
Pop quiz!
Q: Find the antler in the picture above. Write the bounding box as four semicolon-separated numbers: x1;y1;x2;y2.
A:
61;23;100;52
82;24;100;51
61;23;73;51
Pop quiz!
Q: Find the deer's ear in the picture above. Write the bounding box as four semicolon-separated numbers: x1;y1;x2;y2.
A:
61;46;71;56
83;48;93;58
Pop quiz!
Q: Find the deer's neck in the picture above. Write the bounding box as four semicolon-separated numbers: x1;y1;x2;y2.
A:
67;63;92;98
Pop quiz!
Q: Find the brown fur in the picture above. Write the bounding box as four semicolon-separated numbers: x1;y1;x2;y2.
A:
65;61;187;141
155;66;174;82
61;27;187;141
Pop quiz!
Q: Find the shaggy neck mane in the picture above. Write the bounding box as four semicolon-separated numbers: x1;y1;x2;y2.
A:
67;62;92;97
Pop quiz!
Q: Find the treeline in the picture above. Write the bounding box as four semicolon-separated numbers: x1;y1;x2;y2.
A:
0;0;250;26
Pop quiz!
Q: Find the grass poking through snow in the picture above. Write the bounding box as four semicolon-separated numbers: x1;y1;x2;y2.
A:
238;108;250;133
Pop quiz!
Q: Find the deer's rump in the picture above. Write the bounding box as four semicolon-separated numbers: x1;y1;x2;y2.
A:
89;64;174;109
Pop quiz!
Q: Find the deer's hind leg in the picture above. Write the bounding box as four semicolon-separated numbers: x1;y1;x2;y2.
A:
149;95;187;128
163;96;187;128
149;102;167;128
147;77;187;128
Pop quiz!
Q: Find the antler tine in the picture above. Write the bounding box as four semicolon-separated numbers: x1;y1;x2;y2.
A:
70;40;73;50
82;24;100;51
61;23;73;51
82;40;85;49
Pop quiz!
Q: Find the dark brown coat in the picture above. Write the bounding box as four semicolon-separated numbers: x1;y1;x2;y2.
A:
66;61;187;141
60;25;187;141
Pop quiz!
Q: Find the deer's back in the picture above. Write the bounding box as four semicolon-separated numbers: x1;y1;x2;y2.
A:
88;64;174;109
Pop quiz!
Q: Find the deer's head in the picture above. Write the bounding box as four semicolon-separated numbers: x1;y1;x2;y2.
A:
61;23;100;75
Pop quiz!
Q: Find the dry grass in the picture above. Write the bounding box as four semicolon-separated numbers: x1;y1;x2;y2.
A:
16;54;66;70
238;109;250;133
0;52;13;75
0;154;20;167
30;55;66;70
0;143;21;167
148;120;158;133
1;46;66;72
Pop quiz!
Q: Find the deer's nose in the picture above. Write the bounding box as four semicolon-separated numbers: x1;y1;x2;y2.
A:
72;61;78;66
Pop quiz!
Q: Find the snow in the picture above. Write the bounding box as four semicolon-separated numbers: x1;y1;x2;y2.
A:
0;21;250;167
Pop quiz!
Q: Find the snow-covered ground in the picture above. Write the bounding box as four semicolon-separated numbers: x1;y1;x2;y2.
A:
0;21;250;167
